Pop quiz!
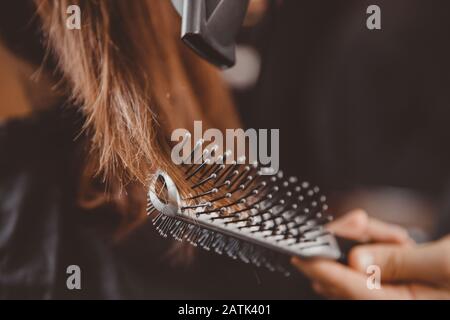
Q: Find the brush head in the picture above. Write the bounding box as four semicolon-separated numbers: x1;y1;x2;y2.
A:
147;143;342;275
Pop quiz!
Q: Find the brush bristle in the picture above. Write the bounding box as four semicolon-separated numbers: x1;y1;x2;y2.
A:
147;144;342;275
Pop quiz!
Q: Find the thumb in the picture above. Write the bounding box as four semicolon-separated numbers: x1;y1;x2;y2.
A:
348;236;450;285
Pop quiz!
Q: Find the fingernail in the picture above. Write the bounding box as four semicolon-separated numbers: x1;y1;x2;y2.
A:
290;257;300;266
356;251;374;270
312;282;324;293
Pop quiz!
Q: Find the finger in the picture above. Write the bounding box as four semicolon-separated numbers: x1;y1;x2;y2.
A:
312;280;416;300
348;236;450;285
292;257;373;299
311;281;347;299
408;283;450;300
291;257;413;299
327;209;412;244
366;218;414;244
312;277;450;300
326;209;370;240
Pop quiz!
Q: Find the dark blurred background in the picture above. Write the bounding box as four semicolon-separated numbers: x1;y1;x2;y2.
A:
225;0;450;240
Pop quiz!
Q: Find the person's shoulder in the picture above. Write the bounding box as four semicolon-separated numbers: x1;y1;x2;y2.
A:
0;105;82;299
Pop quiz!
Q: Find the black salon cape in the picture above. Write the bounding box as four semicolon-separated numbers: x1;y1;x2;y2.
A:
0;107;312;299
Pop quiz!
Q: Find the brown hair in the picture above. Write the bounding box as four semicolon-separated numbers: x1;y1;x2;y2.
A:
34;0;241;231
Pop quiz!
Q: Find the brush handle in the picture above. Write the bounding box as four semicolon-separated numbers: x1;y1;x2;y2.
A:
336;236;367;264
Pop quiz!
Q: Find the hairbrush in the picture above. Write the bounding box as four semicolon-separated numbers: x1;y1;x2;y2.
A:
147;139;351;275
